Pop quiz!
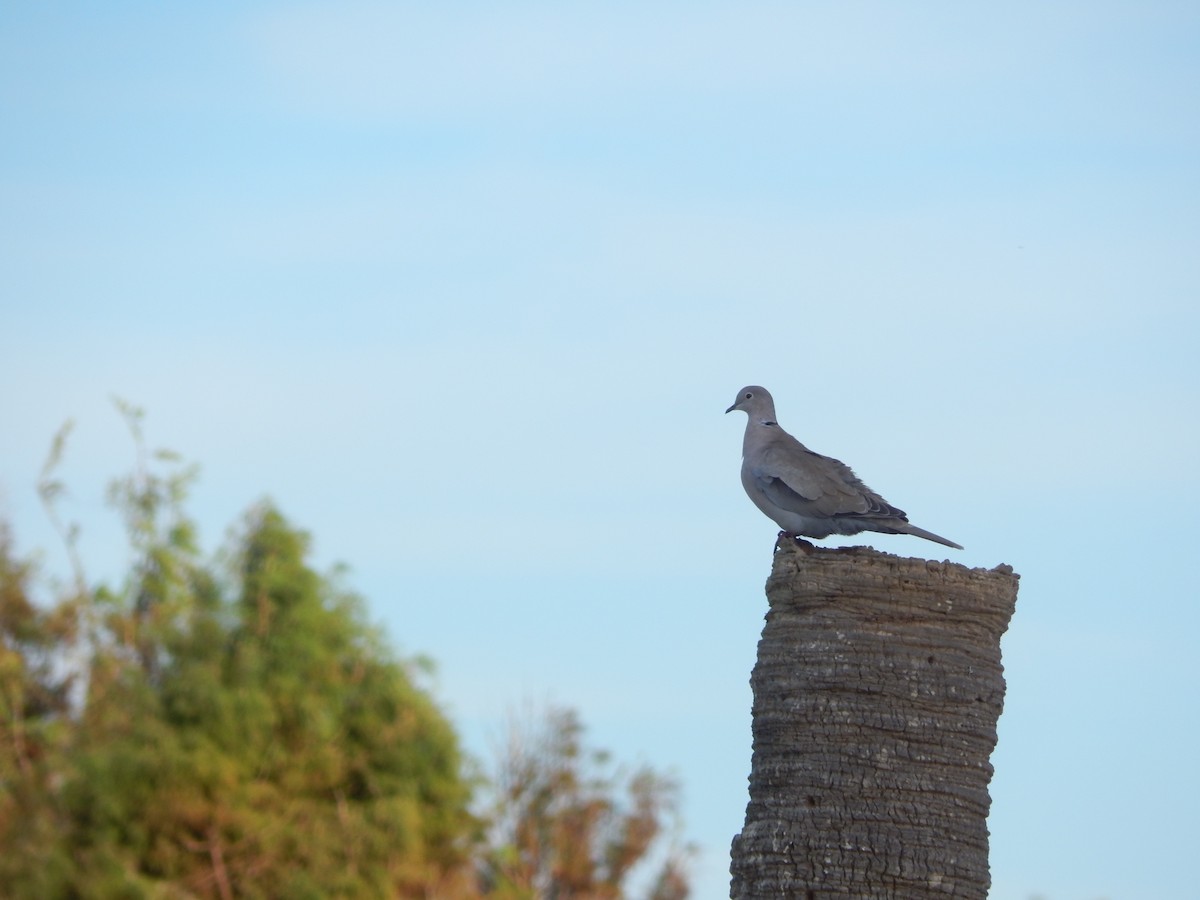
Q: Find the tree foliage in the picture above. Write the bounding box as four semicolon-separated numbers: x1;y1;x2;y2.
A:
0;521;80;894
0;408;690;898
480;707;691;900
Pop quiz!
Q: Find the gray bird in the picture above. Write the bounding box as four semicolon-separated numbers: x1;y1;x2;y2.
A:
726;385;962;550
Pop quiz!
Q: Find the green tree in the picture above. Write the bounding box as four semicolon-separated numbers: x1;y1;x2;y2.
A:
9;406;480;898
0;523;80;896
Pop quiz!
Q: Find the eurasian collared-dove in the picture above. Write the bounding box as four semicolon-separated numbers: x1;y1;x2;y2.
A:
726;385;962;550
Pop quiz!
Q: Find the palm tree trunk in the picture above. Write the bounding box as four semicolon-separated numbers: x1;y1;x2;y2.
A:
730;541;1019;899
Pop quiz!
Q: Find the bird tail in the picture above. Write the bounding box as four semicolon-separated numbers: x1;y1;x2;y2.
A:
901;523;963;550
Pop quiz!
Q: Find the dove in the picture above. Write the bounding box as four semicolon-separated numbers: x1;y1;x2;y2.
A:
726;386;962;550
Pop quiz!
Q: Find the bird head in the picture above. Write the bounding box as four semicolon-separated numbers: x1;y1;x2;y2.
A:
725;385;774;416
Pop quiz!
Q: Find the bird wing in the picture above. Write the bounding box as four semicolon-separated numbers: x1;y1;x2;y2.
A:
749;433;906;520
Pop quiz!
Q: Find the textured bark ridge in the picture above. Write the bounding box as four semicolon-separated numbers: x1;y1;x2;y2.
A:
730;541;1019;899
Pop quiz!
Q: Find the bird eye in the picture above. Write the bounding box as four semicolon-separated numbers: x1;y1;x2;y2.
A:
744;392;753;399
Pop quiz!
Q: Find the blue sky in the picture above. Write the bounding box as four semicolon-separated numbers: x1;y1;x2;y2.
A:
2;3;1198;898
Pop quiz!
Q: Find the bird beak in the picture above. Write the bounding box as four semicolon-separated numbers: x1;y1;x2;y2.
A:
725;403;736;414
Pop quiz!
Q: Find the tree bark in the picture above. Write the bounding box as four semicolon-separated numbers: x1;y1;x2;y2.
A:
730;541;1019;899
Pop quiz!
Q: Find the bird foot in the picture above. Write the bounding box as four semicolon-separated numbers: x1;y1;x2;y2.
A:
774;531;814;552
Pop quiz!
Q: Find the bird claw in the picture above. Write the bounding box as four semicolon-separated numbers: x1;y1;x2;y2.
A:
774;531;814;552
